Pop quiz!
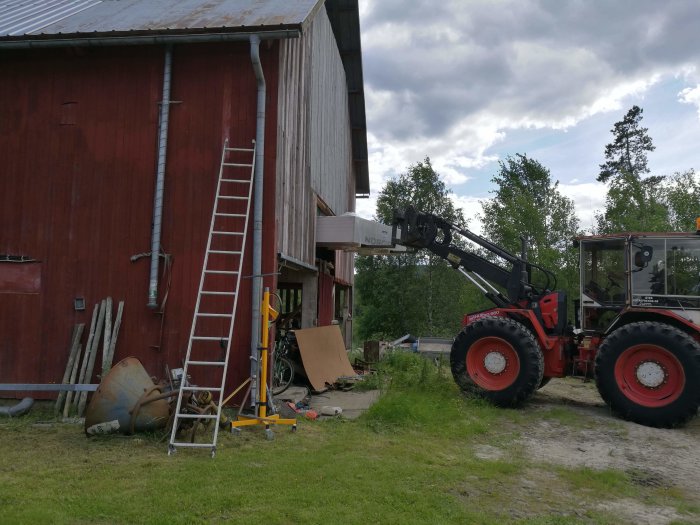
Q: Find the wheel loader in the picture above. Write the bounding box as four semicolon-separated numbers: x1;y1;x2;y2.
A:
392;207;700;428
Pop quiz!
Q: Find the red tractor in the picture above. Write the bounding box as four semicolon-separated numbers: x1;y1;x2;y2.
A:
392;207;700;428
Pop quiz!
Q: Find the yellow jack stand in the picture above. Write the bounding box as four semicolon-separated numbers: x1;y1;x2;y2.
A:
230;287;297;439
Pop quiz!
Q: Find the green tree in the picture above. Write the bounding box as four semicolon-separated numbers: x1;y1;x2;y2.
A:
374;158;463;225
354;158;487;341
596;106;669;232
596;173;670;233
480;154;580;300
664;169;700;231
597;105;655;184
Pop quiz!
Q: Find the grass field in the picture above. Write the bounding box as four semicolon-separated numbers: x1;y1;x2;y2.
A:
1;352;698;524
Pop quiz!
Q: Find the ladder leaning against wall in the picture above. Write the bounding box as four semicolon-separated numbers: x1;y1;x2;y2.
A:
168;139;255;457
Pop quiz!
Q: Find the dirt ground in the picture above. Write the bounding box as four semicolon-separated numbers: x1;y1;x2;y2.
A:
514;378;700;524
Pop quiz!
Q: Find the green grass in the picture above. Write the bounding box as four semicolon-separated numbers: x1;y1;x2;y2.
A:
0;353;697;524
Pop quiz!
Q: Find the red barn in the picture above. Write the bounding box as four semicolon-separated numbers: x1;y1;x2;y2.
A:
0;0;369;400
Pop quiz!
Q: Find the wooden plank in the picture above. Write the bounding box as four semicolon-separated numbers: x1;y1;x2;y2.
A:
77;300;106;417
102;300;123;377
101;296;113;376
62;343;83;418
54;323;85;415
73;304;99;411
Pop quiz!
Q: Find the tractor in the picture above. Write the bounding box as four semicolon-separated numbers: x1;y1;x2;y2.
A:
391;207;700;428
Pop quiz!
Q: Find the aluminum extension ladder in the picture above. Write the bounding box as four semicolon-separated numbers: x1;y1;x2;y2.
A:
168;139;255;457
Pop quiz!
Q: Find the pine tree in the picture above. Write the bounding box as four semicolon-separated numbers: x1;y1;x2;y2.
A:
597;105;655;184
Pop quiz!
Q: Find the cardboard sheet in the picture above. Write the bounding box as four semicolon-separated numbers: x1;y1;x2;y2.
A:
294;325;356;391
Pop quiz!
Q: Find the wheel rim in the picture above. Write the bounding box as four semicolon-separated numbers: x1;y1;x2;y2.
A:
614;344;685;407
273;361;292;388
466;336;520;391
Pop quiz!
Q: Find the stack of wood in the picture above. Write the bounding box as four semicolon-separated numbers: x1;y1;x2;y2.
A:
55;298;125;419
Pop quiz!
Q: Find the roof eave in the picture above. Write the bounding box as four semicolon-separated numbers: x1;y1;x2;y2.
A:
0;25;302;48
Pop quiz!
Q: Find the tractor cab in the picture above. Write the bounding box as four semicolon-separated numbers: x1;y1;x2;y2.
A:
578;233;700;332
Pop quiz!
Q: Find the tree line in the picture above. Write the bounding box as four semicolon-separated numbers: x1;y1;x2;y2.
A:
354;105;700;341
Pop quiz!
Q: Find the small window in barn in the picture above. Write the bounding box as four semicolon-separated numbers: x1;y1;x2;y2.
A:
0;255;41;294
60;101;77;126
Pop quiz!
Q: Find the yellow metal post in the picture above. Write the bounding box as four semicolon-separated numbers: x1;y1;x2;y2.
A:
258;289;272;419
231;287;296;436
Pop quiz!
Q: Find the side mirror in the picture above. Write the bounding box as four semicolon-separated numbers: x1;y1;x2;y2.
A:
634;245;654;269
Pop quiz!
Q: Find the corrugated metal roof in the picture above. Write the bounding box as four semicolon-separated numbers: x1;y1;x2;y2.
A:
0;0;320;38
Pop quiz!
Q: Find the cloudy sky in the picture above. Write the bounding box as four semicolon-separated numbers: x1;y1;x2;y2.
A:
354;0;700;232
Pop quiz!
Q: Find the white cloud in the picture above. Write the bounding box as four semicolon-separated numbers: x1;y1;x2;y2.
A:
355;195;378;221
679;85;700;119
450;194;484;233
356;0;700;240
558;182;607;234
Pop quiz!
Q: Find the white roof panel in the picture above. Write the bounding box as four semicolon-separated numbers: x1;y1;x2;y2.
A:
0;0;319;38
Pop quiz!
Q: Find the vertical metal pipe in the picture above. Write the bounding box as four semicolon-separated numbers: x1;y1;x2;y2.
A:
148;45;173;308
249;35;266;406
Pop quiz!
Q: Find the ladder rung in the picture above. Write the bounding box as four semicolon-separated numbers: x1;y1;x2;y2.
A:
212;231;243;236
196;312;233;318
175;414;219;420
200;291;236;296
204;270;238;275
225;147;255;152
222;162;253;168
218;195;247;200
221;179;250;183
170;442;215;448
191;336;227;341
181;386;222;392
214;212;246;218
208;250;241;255
187;360;227;366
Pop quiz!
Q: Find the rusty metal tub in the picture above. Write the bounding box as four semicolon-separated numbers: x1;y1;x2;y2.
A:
85;357;171;434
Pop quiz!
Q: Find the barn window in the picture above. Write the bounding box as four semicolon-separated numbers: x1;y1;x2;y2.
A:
0;255;41;294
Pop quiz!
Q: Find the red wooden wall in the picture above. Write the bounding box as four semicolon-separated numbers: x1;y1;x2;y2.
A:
0;41;280;398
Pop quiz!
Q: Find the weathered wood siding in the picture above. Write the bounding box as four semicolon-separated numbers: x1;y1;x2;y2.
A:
307;8;354;215
275;6;354;266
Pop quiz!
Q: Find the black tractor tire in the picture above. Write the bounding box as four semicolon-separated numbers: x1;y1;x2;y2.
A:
450;317;544;407
537;377;552;390
595;321;700;428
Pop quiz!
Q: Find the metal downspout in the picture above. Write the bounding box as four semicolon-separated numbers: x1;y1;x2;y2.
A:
148;45;173;308
249;34;265;407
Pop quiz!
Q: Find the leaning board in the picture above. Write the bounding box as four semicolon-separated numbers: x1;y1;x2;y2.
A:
293;325;356;391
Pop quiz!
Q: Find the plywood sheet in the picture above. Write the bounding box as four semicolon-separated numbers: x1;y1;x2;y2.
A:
294;325;355;391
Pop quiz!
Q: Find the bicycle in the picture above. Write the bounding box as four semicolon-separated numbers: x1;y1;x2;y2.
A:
271;329;296;395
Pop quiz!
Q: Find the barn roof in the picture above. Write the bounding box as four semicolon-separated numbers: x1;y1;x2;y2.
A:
0;0;319;38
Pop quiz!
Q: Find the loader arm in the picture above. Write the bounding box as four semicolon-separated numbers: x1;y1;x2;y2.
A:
391;207;556;307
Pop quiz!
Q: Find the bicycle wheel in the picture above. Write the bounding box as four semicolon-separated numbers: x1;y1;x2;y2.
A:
272;356;294;395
